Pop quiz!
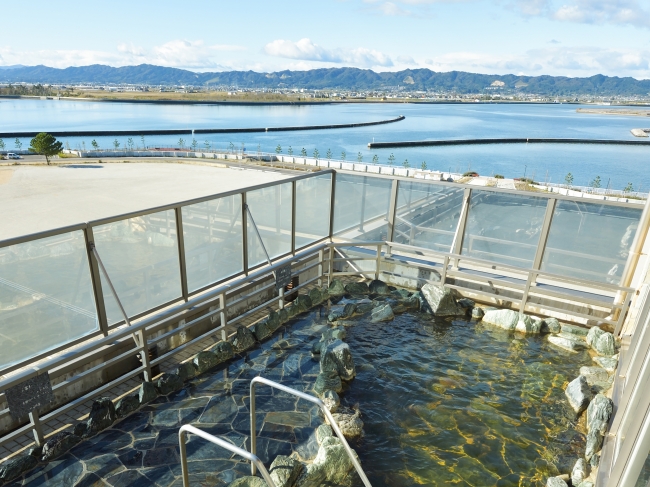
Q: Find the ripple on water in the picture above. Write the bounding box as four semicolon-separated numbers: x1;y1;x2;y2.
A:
341;311;590;487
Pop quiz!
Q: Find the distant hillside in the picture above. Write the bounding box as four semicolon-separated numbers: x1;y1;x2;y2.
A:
2;64;650;96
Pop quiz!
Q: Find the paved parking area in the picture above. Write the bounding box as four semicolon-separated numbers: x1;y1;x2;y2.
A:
0;160;290;241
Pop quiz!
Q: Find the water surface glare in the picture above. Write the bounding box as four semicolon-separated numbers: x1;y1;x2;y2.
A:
343;311;590;486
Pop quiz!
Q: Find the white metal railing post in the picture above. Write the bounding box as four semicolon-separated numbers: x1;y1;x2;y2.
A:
175;206;189;302
375;244;382;280
386;179;399;243
318;248;324;287
242;193;249;275
219;292;227;341
84;226;110;337
532;198;557;271
250;377;372;487
179;424;276;487
450;188;472;269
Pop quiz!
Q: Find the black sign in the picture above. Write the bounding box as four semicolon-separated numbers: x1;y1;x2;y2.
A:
5;373;54;420
275;264;292;290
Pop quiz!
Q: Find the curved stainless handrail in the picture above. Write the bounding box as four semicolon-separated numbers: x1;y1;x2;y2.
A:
179;424;277;487
250;376;373;487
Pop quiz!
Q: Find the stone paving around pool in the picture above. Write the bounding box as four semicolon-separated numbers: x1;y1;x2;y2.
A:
4;309;342;487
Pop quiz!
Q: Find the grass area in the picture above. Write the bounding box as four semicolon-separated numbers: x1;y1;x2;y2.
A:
71;90;332;103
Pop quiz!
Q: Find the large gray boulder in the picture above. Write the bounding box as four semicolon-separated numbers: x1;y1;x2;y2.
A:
323;390;340;413
420;283;461;316
548;336;587;353
270;455;303;487
296;435;359;487
565;375;592;415
571;458;588;486
330;409;364;438
561;323;589;338
368;279;391;295
115;394;140;418
585;429;604;461
586;327;605;347
515;314;542;334
345;281;370;296
138;381;158;405
320;339;356;381
472;307;485;319
294;295;313;312
176;361;198;381
232;326;256;353
328;279;346;296
41;432;81;461
0;454;38;483
586;394;614;433
580;366;609;386
593;356;618;373
546;477;568;487
314;370;343;395
541;317;561;334
593;332;616;357
193;351;219;374
83;397;117;437
226;477;267;487
253;320;272;341
371;303;394;322
156;373;183;396
210;341;234;364
482;309;519;331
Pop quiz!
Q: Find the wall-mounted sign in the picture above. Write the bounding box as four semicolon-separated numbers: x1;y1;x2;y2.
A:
5;373;55;420
275;264;292;290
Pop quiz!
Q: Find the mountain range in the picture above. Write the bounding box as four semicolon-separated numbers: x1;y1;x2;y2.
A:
2;64;650;96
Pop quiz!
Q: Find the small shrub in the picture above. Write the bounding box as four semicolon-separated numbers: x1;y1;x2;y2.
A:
494;174;504;179
463;171;479;177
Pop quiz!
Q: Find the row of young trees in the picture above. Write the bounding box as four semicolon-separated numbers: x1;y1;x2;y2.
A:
273;144;425;169
565;172;635;193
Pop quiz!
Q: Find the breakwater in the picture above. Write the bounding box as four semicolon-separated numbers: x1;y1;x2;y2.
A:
367;137;650;149
0;115;405;139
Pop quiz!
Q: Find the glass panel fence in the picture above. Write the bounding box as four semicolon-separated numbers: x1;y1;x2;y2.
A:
246;182;292;268
394;181;464;252
0;231;98;369
333;174;392;241
295;173;332;249
462;191;547;267
541;201;642;284
93;210;182;325
182;194;244;293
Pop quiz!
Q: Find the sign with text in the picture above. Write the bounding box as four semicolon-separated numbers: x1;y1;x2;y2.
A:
5;373;55;420
275;264;292;290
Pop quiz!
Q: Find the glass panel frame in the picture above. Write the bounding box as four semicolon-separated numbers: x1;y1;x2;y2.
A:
541;200;642;284
246;182;293;269
333;173;392;241
182;194;244;293
295;173;332;250
0;231;98;369
394;181;465;252
461;190;548;267
93;210;182;325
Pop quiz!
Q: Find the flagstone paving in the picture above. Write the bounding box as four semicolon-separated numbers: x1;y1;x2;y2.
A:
8;310;332;487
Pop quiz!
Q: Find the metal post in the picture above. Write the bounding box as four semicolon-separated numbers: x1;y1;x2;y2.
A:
219;292;227;341
359;177;367;233
29;410;44;447
318;248;324;287
250;381;257;475
386;179;399;243
175;207;189;302
328;244;334;286
291;180;296;255
241;193;249;275
135;329;152;381
532;198;556;271
329;171;337;239
84;226;109;337
450;188;472;268
375;244;382;280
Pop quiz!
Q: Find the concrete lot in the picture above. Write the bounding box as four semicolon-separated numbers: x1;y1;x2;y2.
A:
0;159;291;241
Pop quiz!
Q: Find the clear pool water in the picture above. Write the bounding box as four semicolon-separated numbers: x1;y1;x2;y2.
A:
338;302;591;486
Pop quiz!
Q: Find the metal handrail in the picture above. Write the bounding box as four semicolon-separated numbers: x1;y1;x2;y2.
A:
179;424;276;487
249;376;373;487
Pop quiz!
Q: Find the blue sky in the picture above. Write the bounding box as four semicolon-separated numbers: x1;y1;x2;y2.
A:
2;0;650;78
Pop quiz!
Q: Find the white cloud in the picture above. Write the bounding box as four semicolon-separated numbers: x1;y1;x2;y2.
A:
264;38;394;67
0;39;246;71
514;0;650;28
422;46;650;77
